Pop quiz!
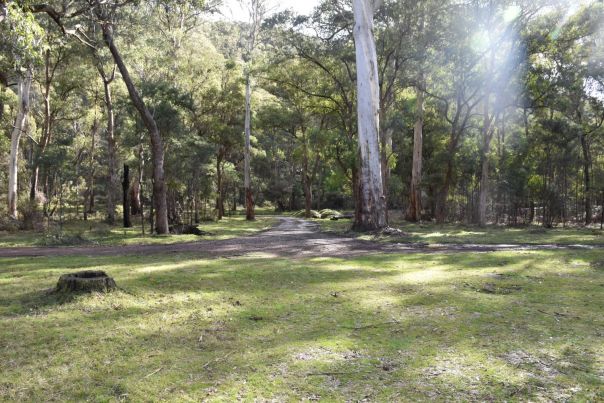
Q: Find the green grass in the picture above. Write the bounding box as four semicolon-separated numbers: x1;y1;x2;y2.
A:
317;211;604;246
0;216;277;248
1;249;602;401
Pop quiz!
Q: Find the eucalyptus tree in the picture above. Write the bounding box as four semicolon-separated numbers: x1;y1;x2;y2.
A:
1;2;43;217
240;0;269;221
351;0;388;230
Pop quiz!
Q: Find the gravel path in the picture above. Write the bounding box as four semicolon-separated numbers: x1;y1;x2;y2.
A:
0;217;600;259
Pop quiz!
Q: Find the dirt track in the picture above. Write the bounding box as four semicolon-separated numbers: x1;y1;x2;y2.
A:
0;217;600;259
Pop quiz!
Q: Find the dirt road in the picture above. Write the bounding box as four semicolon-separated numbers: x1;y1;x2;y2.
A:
0;217;599;259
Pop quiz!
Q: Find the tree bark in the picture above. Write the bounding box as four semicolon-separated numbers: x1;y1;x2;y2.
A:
84;118;98;220
216;151;225;219
8;69;33;219
99;66;118;225
244;73;255;220
352;0;387;231
102;24;169;234
30;50;53;201
406;84;424;222
579;133;592;225
302;136;312;218
122;164;132;228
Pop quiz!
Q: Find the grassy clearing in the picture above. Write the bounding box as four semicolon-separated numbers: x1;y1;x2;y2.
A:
1;249;602;401
0;216;276;248
317;211;604;246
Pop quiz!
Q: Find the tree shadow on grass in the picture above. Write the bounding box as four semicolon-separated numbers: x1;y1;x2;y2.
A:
1;251;602;400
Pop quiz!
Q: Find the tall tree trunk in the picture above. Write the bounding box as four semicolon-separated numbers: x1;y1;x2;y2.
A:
244;73;255;220
352;0;387;231
216;152;225;220
406;84;424;222
302;137;312;218
579;133;592;225
8;69;33;219
84;119;99;220
122;164;132;228
478;99;494;226
30;50;53;201
102;24;169;234
100;70;118;225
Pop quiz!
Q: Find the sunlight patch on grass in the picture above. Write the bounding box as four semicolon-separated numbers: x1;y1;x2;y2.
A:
1;249;602;400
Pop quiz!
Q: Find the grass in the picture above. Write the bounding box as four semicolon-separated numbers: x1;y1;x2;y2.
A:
0;216;276;248
317;211;604;246
1;249;602;401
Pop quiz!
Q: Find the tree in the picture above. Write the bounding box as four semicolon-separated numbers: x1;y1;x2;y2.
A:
352;0;387;230
7;69;32;218
240;0;269;221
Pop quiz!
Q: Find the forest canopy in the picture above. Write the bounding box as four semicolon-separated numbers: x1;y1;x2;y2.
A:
1;0;603;231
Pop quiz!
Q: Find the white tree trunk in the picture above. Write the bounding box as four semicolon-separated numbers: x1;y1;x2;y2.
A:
244;72;254;220
352;0;387;230
8;69;33;219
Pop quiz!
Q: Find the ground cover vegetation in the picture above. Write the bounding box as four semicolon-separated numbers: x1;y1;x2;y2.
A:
1;0;603;401
1;249;602;401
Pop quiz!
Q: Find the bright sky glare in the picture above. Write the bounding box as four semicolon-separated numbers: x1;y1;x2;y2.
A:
218;0;322;21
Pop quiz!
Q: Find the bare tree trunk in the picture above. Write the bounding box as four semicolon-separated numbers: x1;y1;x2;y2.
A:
8;69;33;219
406;84;424;222
122;164;132;228
302;138;312;218
103;74;118;225
31;52;51;200
244;73;255;220
216;152;225;219
352;0;387;231
580;133;592;225
84;119;99;220
102;24;168;234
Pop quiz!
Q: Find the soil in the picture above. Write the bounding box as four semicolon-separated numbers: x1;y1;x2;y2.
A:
0;217;600;259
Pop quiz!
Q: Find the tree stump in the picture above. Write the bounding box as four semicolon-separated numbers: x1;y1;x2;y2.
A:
55;271;117;293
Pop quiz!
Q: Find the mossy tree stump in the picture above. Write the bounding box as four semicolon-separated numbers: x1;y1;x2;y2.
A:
56;271;117;293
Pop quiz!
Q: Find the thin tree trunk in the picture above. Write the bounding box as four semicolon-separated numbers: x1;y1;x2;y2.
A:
8;69;33;219
31;51;54;201
84;119;98;220
302;131;312;218
406;84;424;222
244;73;255;220
102;24;169;234
352;0;387;231
216;152;225;219
122;164;132;228
580;133;592;225
98;66;118;225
